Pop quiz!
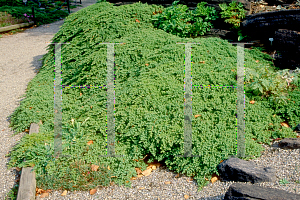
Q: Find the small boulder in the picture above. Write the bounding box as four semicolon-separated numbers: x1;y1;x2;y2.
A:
217;157;277;184
278;138;300;149
224;182;300;200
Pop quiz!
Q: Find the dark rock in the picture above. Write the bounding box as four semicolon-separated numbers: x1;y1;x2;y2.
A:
224;182;300;200
241;10;300;38
217;157;277;184
274;29;300;51
220;137;300;199
272;29;300;70
296;124;300;131
278;138;300;149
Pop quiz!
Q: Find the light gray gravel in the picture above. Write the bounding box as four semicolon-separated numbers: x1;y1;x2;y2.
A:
0;1;97;199
1;1;300;200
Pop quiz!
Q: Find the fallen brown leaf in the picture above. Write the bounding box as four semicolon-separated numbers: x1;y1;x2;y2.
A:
40;193;49;198
80;93;82;96
15;167;21;172
151;165;156;170
137;174;143;178
87;140;93;145
90;189;97;195
175;174;180;178
107;166;110;170
61;190;67;196
165;181;171;184
249;100;255;104
135;19;140;23
135;167;142;175
184;194;189;199
145;63;149;66
280;122;289;128
142;168;152;176
255;60;259;63
130;177;137;180
139;187;145;190
36;188;44;194
211;173;220;183
91;164;99;172
194;115;201;118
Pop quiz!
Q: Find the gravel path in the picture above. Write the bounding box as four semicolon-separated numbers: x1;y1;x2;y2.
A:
1;1;300;200
0;1;98;199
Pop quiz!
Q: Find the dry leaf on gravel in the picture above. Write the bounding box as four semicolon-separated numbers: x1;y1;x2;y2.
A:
142;168;152;176
91;164;99;171
90;189;97;195
40;193;49;198
175;173;180;178
165;181;171;184
211;176;218;183
61;190;67;196
184;194;189;199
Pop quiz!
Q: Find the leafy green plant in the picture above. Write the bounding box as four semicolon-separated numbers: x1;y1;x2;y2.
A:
244;55;299;105
279;178;290;185
151;0;218;38
219;0;246;29
219;0;247;41
5;183;18;200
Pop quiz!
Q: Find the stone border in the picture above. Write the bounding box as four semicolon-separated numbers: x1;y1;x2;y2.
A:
16;123;39;200
0;22;34;33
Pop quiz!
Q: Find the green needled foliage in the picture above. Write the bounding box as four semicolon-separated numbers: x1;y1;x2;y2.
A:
6;1;299;192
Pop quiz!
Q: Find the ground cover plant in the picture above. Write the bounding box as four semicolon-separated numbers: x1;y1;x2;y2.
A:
6;1;300;193
0;0;79;28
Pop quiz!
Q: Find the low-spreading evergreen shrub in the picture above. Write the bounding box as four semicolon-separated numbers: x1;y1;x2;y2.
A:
6;1;299;192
